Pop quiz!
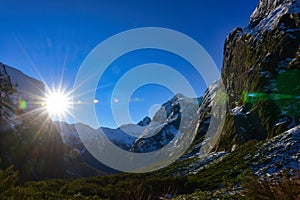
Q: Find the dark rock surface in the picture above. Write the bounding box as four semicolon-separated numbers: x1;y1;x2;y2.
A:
218;0;300;151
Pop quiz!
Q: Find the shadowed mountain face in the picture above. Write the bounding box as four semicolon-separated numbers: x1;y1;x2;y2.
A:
0;64;14;126
0;62;65;182
218;0;300;151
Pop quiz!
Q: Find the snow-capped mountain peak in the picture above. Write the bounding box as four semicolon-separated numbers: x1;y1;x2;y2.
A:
249;0;300;31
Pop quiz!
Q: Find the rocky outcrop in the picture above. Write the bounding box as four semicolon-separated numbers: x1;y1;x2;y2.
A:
218;0;300;151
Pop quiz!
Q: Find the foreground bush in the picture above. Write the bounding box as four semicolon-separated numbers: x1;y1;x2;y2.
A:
0;165;19;194
242;171;300;200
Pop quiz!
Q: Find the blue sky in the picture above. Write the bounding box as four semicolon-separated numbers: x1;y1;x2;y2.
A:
0;0;259;128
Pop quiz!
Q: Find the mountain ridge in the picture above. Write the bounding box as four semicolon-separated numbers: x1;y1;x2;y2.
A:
0;62;65;181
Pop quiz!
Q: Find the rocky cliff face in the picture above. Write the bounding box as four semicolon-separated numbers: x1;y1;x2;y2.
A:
181;80;226;158
0;62;65;181
130;0;300;156
218;0;300;151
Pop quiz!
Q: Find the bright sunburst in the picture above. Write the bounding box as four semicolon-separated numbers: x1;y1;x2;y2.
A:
46;90;71;118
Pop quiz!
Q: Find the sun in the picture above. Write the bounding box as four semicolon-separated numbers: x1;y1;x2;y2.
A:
46;90;71;118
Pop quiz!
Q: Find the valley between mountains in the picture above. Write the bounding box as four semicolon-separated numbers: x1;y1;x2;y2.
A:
0;0;300;199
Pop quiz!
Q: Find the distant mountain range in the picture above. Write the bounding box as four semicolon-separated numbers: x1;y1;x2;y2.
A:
0;0;299;183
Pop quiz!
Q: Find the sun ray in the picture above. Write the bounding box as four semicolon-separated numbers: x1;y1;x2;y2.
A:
9;39;102;125
44;87;72;121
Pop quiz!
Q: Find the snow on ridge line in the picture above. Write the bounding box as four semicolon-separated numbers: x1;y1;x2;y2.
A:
283;124;300;135
119;123;147;137
54;121;140;149
249;0;300;33
230;106;243;115
4;64;45;111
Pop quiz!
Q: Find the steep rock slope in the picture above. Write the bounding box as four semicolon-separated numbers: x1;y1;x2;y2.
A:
130;79;226;156
181;80;226;158
0;62;65;181
130;94;200;153
218;0;300;151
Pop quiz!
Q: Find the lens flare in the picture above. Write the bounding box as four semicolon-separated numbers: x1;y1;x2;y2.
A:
244;92;298;103
19;99;27;110
46;90;71;119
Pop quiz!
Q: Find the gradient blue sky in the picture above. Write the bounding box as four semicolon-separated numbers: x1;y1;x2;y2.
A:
0;0;259;128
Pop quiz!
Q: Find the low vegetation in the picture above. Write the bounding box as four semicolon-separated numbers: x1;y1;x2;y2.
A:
242;170;300;200
0;141;299;199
